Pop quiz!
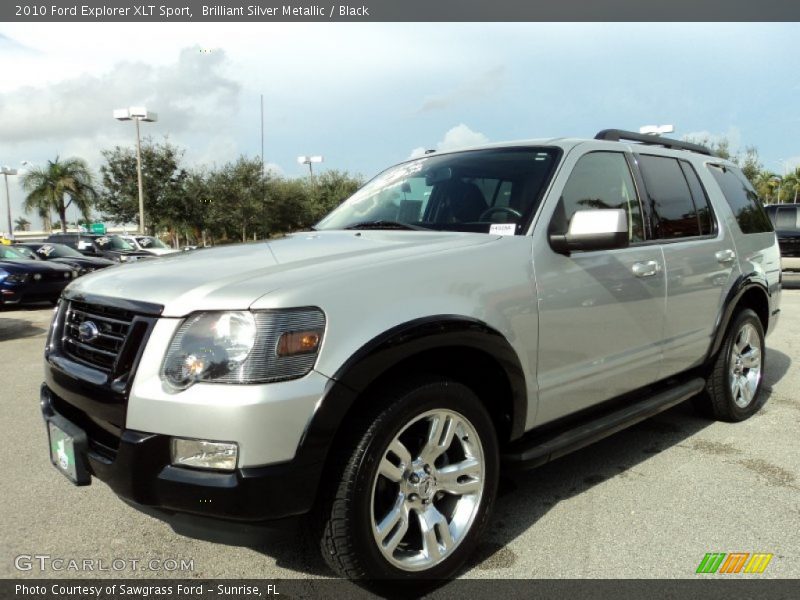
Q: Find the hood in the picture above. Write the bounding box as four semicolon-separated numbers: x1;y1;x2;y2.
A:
65;230;500;316
0;259;73;273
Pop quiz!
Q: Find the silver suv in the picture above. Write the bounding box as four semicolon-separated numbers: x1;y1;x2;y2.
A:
40;129;781;581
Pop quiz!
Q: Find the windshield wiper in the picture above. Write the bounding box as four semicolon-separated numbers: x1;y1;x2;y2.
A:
344;220;427;231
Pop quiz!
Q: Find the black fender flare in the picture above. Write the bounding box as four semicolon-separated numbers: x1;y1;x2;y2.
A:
706;273;771;362
294;315;528;469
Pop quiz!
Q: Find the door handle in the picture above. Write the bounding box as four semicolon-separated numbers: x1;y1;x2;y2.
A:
632;260;660;278
715;249;736;264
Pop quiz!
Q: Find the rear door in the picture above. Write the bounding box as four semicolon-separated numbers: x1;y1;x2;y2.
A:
532;148;667;425
636;154;740;377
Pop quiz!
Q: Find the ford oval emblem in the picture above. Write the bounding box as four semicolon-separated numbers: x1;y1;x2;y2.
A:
77;321;100;343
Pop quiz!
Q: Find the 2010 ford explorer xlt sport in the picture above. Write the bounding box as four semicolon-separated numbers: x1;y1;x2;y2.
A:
41;129;781;582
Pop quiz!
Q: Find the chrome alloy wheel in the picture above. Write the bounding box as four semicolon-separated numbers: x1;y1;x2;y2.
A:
729;322;762;409
369;409;485;572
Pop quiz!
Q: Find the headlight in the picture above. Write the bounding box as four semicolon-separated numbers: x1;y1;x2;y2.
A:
161;308;325;390
4;272;29;284
118;255;128;262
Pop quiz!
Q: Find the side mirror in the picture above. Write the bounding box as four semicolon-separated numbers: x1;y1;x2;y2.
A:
549;209;629;255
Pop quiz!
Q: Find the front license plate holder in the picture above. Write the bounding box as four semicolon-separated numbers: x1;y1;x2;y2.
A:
46;415;91;486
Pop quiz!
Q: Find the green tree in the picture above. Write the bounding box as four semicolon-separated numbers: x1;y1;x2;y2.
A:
13;217;30;232
21;157;97;233
782;168;800;204
97;137;188;234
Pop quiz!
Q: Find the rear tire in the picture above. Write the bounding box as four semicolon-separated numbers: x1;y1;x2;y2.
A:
698;308;766;422
314;376;499;581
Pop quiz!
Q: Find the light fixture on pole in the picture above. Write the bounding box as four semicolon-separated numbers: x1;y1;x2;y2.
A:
114;106;158;234
1;165;18;241
297;155;323;180
639;124;675;137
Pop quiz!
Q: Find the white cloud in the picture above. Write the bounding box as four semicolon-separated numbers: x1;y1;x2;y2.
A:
682;126;743;152
416;66;506;113
0;46;240;144
409;124;490;158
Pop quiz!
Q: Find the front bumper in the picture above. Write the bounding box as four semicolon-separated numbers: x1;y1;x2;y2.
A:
41;385;324;522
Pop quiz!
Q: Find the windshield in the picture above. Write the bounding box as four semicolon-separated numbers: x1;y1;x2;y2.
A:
316;147;560;234
35;243;84;259
14;246;39;260
0;246;29;260
94;235;134;251
136;236;169;249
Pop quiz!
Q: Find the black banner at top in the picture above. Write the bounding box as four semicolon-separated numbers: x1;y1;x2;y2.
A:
4;0;800;22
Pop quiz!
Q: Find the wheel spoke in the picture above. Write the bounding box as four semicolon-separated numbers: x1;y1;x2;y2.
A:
741;346;761;369
437;457;482;495
387;439;412;467
739;325;750;354
420;413;459;464
376;495;409;554
378;456;405;483
742;377;756;404
417;505;453;562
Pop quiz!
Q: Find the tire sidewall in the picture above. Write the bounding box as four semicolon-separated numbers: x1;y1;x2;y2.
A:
350;379;499;580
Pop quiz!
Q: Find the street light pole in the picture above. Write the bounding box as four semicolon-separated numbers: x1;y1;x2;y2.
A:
1;166;18;241
297;155;324;182
114;107;158;234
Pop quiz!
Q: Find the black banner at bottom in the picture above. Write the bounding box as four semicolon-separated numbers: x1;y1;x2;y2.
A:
2;579;800;600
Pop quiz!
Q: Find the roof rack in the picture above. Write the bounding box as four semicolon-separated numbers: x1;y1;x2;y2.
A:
594;129;715;157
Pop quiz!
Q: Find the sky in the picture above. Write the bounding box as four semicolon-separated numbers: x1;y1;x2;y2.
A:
1;22;799;232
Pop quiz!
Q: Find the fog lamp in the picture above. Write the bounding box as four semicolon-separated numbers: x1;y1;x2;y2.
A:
170;438;238;471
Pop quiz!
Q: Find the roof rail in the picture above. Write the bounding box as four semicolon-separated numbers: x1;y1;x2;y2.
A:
594;129;716;157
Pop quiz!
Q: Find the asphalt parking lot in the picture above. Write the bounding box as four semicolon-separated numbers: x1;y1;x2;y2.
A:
1;279;798;581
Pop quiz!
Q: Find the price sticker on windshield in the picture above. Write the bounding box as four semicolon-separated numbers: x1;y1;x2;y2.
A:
489;223;516;236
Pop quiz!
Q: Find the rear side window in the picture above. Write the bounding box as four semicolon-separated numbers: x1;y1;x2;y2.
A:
708;165;773;234
678;161;715;236
638;154;702;239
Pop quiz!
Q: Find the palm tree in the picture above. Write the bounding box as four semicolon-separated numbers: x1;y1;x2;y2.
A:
13;217;31;232
754;171;781;203
21;157;97;233
782;168;800;204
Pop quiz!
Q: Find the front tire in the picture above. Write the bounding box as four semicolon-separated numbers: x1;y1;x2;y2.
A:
700;308;766;422
316;376;499;580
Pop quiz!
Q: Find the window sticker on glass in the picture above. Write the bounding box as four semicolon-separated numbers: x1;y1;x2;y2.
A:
38;245;55;257
95;236;110;246
489;223;516;236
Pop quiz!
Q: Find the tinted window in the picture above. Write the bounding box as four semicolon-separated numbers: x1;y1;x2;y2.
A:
679;161;715;236
555;152;643;242
708;165;773;234
638;154;700;239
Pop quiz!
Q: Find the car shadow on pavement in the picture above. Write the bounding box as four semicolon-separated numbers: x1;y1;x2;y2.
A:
216;349;794;581
0;317;47;341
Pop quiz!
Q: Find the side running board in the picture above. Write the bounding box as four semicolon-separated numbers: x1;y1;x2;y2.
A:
502;377;706;470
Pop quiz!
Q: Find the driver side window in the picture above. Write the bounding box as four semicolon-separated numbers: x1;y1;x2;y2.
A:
554;152;644;242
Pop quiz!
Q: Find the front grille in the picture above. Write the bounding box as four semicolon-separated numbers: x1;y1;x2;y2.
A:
63;301;136;372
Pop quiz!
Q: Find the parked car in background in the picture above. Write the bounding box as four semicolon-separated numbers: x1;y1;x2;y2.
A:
0;245;76;307
118;234;178;256
14;243;116;276
764;204;800;271
44;233;155;263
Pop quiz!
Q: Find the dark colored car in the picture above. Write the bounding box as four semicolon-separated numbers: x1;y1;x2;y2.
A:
43;233;155;263
15;243;116;275
0;245;76;307
764;204;800;271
